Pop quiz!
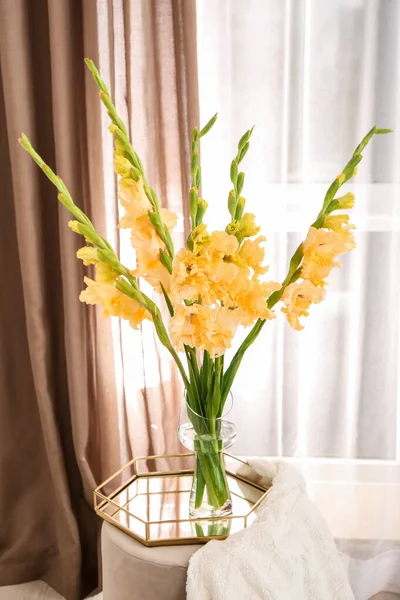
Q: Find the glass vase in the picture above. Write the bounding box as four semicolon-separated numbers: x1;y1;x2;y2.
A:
178;395;237;518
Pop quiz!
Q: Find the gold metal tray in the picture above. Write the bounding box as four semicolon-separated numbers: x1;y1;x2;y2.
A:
94;452;270;546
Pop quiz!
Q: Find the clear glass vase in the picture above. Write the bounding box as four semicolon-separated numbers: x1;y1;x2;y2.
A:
178;395;237;518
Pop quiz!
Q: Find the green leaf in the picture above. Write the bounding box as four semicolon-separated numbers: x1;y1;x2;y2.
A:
144;184;159;211
160;282;174;316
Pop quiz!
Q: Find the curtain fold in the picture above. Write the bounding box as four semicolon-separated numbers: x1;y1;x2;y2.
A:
0;0;199;598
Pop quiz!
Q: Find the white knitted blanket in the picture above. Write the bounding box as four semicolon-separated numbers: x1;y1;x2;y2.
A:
186;460;355;600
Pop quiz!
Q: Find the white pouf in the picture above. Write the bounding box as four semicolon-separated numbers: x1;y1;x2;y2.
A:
101;522;201;600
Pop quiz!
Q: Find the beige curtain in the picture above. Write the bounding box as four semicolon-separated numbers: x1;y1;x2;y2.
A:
0;0;199;598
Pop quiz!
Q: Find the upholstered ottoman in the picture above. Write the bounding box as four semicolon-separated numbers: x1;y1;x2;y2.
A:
101;521;201;599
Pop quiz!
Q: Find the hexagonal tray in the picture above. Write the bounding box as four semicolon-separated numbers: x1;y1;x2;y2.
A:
94;452;270;546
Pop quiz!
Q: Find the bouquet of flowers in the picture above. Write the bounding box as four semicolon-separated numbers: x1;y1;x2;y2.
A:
20;59;391;519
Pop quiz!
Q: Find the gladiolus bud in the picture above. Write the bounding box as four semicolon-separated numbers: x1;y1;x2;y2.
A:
144;184;159;210
238;129;252;150
160;248;173;273
191;150;199;179
199;113;218;137
337;192;355;210
238;213;260;239
189;187;198;224
238;142;250;163
235;196;246;221
323;214;350;233
129;167;141;182
237;172;245;195
149;211;164;239
226;220;239;236
228;190;237;217
76;246;99;265
196;198;208;226
230;160;238;185
68;220;82;234
190;224;210;254
195;166;201;188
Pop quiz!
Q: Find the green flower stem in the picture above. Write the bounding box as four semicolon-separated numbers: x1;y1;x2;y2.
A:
227;126;255;220
19;134;192;402
85;59;174;263
194;458;206;508
117;280;191;395
194;440;229;509
221;126;392;404
187;114;218;231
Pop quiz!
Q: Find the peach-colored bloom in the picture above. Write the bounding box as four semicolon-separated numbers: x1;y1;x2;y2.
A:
206;231;239;256
323;215;356;252
168;304;241;357
79;277;149;329
301;227;345;286
118;177;152;229
135;248;172;294
239;236;269;275
77;246;118;284
171;249;210;302
238;213;260;239
281;280;325;330
234;279;280;325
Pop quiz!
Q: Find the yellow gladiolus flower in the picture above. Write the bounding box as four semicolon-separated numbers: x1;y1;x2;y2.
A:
323;214;350;232
160;208;178;232
238;213;260;239
336;192;355;210
76;246;99;266
94;262;118;284
135;247;172;294
68;220;82;234
117;171;177;294
239;235;269;275
77;246;117;284
281;280;325;330
206;231;239;256
129;208;177;254
234;279;280;325
130;214;164;254
114;154;133;177
301;227;345;286
169;304;241;358
79;277;149;329
118;177;152;229
171;249;210;303
323;215;356;252
211;307;243;357
190;224;210;255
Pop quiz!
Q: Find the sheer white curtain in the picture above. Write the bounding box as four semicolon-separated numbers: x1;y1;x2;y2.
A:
196;0;400;597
